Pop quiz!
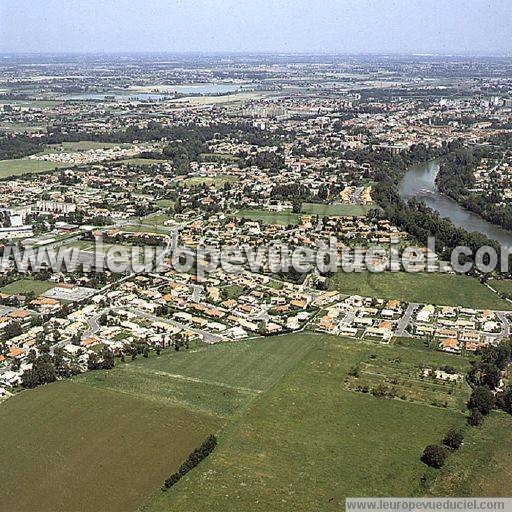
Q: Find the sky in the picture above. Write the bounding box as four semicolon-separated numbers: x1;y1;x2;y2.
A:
0;0;510;55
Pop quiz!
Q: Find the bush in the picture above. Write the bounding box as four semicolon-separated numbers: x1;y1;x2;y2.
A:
421;444;448;469
443;427;464;449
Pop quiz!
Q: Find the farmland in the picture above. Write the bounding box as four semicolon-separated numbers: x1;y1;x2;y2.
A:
140;334;467;512
0;381;220;512
75;335;316;418
234;208;301;225
301;202;373;217
0;158;67;178
344;349;471;410
329;271;511;310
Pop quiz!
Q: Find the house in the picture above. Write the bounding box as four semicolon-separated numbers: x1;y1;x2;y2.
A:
339;325;358;337
0;370;21;387
440;338;460;353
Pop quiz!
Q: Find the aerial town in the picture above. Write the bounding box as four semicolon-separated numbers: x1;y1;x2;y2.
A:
2;51;512;511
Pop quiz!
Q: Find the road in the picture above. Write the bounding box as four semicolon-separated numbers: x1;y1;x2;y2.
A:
395;303;419;337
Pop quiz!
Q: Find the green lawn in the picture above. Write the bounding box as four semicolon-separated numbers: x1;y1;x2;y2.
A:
301;202;373;217
0;381;220;512
140;334;465;512
74;336;316;419
428;413;512;497
329;271;511;310
234;208;301;225
1;278;55;296
0;158;67;178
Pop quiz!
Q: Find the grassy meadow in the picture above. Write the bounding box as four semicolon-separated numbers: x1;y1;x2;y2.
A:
140;334;468;512
1;278;55;296
329;271;511;310
0;158;67;178
2;332;509;511
0;382;220;512
301;202;373;217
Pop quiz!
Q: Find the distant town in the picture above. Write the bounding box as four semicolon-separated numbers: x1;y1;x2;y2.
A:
2;53;512;510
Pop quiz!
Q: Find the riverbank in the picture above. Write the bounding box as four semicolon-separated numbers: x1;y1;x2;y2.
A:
399;160;512;247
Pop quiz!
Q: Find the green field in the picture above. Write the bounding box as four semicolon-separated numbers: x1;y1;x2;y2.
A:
0;382;220;512
140;213;175;227
46;141;127;152
234;208;301;225
0;158;67;178
4;331;507;511
141;334;466;512
329;271;511;310
0;99;62;109
428;413;512;497
75;336;316;418
489;279;512;296
156;199;175;208
1;278;55;296
301;202;373;217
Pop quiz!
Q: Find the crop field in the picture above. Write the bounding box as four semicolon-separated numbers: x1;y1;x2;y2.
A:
0;158;67;178
301;202;373;217
344;350;471;410
329;271;511;310
1;278;55;296
0;381;220;512
140;334;466;512
75;335;316;418
3;332;499;512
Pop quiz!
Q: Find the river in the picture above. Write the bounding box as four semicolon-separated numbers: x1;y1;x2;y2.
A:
399;159;512;247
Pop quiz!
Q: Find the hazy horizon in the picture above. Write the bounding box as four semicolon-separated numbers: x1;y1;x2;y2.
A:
1;0;511;56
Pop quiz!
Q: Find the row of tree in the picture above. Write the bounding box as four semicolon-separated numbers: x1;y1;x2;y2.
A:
162;434;217;490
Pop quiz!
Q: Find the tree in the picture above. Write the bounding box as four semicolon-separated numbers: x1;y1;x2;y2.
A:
101;347;115;369
467;409;484;427
443;427;464;449
421;445;448;469
143;346;149;358
4;321;23;340
22;356;57;388
467;386;495;415
87;352;100;371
